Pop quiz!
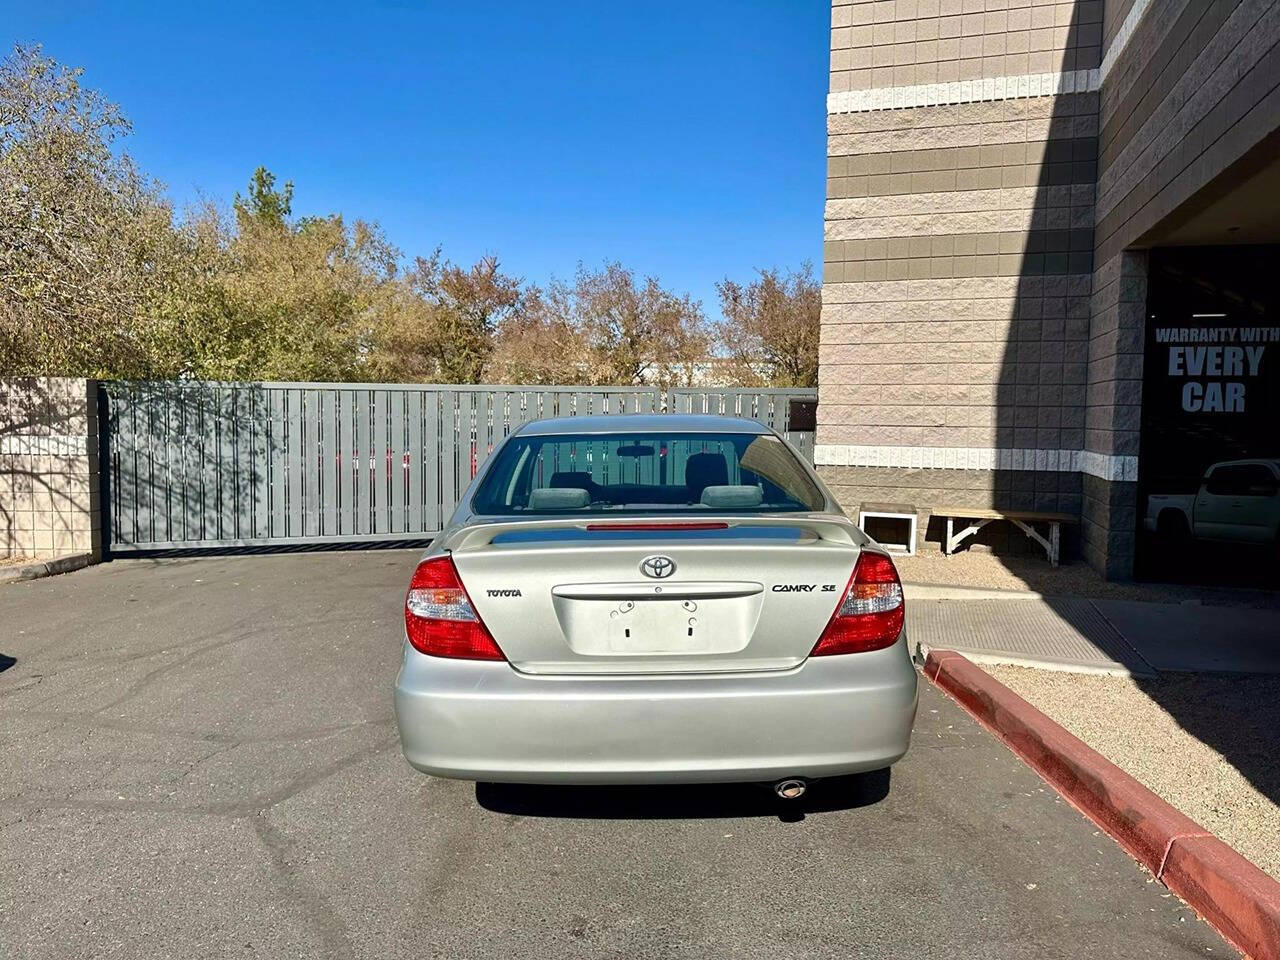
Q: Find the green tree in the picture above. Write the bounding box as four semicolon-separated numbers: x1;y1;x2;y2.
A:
182;179;400;382
0;46;748;389
0;44;187;377
0;44;411;382
234;166;293;228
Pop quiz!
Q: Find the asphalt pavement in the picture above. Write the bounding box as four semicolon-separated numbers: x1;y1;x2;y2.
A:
0;551;1229;959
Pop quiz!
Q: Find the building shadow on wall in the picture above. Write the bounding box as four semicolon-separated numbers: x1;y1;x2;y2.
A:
912;4;1097;567
0;378;93;559
978;0;1093;565
911;2;1280;814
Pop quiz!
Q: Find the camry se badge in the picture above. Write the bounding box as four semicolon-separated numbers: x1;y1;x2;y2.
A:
639;555;676;579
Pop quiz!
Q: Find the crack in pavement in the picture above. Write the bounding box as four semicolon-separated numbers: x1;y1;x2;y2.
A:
0;628;262;709
86;629;266;715
0;709;395;745
2;740;392;958
16;614;390;671
1;736;401;823
251;815;357;960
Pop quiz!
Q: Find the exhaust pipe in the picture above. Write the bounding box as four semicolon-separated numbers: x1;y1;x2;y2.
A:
773;778;807;800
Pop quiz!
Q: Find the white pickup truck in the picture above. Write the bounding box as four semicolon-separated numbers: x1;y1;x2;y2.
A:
1145;459;1280;546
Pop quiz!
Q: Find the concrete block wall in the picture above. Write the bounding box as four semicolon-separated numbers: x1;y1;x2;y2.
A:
821;0;1102;556
1100;0;1140;52
1081;249;1145;576
826;465;1084;557
820;0;1280;576
1095;0;1280;264
0;378;102;560
1081;0;1280;575
830;0;1103;93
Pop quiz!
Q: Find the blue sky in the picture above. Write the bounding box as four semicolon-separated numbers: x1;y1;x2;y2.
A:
10;1;830;314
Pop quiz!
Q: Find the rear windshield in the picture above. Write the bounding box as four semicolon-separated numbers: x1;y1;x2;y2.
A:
472;431;825;515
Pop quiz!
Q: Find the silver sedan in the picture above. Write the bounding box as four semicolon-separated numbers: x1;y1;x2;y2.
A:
394;415;918;796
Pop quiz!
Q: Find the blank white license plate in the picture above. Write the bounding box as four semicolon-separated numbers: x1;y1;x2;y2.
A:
607;599;707;653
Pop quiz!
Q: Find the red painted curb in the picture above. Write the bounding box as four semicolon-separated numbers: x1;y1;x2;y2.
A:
1163;836;1280;960
924;649;1280;960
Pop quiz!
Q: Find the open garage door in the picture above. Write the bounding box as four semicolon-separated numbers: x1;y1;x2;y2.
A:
1137;246;1280;584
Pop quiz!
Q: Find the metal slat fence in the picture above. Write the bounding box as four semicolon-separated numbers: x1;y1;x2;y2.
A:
101;382;817;551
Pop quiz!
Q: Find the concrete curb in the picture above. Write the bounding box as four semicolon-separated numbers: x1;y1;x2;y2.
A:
0;552;97;584
901;582;1045;601
915;640;1142;678
924;648;1280;960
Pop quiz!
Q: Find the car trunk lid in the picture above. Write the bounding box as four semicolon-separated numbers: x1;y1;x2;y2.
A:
446;517;862;675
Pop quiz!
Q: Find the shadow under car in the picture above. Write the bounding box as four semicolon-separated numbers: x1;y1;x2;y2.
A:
474;768;891;821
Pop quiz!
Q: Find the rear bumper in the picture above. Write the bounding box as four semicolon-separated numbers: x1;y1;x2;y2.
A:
393;638;919;784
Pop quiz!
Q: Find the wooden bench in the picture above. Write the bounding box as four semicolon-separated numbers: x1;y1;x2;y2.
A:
933;507;1077;567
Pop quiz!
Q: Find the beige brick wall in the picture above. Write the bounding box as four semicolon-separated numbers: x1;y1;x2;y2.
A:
821;96;1099;448
1101;0;1140;51
830;0;1104;92
1083;249;1145;463
1080;250;1145;575
819;0;1280;574
820;1;1101;554
1;379;102;560
1080;0;1280;575
823;464;1083;515
1096;0;1280;263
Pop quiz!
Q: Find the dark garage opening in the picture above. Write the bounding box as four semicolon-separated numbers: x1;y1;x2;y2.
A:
1136;245;1280;585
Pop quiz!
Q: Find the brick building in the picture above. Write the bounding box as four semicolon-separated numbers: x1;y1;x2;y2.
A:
818;0;1280;578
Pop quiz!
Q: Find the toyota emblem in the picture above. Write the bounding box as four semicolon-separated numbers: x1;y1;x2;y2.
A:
639;555;676;579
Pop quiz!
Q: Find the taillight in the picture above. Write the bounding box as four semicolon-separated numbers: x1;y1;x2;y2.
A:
810;550;905;656
404;555;505;660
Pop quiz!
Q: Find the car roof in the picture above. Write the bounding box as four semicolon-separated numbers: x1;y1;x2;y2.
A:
1210;458;1280;469
514;414;771;436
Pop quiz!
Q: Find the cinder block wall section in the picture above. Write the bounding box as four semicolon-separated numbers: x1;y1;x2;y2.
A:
830;0;1103;93
820;0;1103;558
0;379;102;560
1083;0;1280;576
820;0;1280;576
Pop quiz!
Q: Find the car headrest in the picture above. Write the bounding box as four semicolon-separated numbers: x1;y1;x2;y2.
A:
700;485;763;509
528;487;590;511
550;471;595;489
686;452;729;498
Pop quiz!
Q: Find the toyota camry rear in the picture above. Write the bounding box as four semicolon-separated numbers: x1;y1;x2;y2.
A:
393;415;918;785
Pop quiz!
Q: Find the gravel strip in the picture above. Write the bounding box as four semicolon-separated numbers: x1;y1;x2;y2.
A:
895;551;1280;609
985;665;1280;881
0;556;44;568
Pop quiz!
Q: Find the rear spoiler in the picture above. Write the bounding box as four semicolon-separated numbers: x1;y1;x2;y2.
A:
443;514;863;553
